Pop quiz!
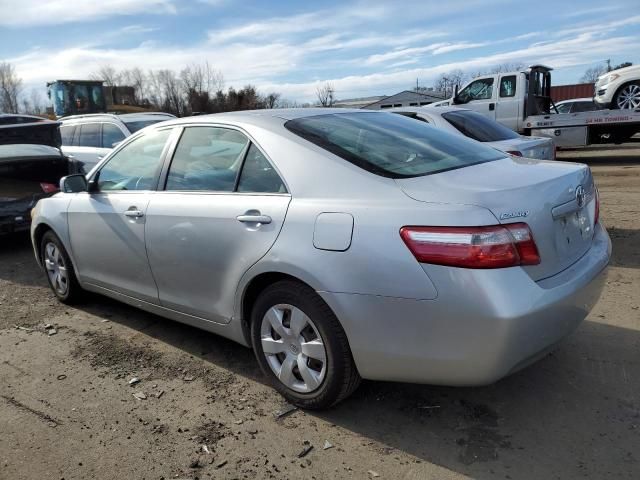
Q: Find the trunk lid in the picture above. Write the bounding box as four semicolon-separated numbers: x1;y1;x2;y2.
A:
0;117;62;149
396;157;597;280
490;136;555;160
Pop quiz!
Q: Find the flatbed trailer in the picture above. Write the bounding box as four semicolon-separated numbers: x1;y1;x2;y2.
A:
433;65;640;148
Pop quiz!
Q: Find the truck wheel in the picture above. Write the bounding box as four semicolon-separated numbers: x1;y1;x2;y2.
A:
612;82;640;110
250;280;361;409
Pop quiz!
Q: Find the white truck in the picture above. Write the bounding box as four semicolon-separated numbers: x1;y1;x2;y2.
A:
432;65;640;147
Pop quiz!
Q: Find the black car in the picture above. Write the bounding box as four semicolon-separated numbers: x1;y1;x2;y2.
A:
0;115;75;235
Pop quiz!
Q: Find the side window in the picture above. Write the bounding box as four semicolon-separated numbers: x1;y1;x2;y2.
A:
78;123;101;148
458;78;494;102
60;125;75;145
555;103;571;114
237;144;286;193
96;129;171;191
499;75;517;97
572;102;598;113
102;123;126;148
166;127;249;192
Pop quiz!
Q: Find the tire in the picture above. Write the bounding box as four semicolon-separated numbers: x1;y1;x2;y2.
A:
611;82;640;110
40;230;83;304
250;280;360;409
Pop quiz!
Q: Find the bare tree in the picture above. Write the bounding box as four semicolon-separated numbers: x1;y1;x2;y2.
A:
0;62;22;113
91;65;120;86
434;70;467;98
20;88;45;115
580;65;607;83
264;92;281;108
120;68;147;104
316;82;335;107
490;62;525;74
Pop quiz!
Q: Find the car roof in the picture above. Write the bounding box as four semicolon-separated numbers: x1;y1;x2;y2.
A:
61;112;175;123
386;105;471;115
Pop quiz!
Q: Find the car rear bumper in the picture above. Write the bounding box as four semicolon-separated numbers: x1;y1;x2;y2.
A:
320;222;610;385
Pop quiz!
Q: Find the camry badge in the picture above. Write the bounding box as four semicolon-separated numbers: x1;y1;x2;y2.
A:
500;210;530;220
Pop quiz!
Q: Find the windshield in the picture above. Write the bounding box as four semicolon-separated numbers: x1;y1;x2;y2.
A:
124;119;171;133
441;110;520;142
284;112;504;178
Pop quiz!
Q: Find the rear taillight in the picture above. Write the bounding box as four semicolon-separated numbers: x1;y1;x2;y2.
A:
506;150;522;157
400;223;540;269
594;188;600;224
40;182;59;193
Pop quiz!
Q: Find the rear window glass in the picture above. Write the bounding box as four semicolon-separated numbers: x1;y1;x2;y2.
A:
124;119;169;133
284;112;504;178
441;110;519;142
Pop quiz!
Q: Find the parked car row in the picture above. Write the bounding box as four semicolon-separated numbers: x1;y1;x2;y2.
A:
30;108;610;409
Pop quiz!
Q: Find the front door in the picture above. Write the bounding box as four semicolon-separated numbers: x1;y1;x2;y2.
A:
67;128;174;302
456;76;497;120
145;126;291;322
495;74;520;131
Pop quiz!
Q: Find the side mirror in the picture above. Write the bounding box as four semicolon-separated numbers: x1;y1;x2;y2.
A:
452;85;461;104
60;174;88;193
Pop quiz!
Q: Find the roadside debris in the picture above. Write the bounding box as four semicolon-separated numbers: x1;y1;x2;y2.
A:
417;405;440;410
44;323;53;330
155;390;164;399
323;440;334;450
201;445;211;454
183;374;195;382
368;470;380;478
47;329;57;336
132;392;147;400
297;442;314;458
216;460;228;469
274;403;298;419
56;374;67;381
128;377;141;386
189;458;202;469
233;419;243;425
14;325;32;332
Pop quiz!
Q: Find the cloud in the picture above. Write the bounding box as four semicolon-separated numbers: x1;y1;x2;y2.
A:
0;0;177;26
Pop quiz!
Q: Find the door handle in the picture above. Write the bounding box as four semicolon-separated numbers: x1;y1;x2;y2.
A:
124;209;144;218
489;103;495;111
237;214;272;224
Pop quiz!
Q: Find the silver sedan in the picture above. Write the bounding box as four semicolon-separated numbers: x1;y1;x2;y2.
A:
31;109;610;409
389;106;556;160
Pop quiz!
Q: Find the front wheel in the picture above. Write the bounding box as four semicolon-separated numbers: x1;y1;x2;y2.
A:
40;230;83;304
250;280;360;409
612;82;640;110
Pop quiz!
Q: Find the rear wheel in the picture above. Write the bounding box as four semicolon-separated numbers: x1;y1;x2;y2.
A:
40;231;83;304
250;280;360;409
612;82;640;110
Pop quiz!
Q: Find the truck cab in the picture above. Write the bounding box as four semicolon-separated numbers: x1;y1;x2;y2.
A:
433;65;553;133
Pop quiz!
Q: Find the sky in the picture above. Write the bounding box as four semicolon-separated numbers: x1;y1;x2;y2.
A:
1;0;639;104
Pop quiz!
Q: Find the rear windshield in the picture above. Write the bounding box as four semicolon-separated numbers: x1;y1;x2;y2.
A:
124;119;170;133
441;110;519;142
284;112;504;178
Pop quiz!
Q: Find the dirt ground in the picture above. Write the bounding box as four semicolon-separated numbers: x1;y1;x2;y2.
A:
1;143;638;480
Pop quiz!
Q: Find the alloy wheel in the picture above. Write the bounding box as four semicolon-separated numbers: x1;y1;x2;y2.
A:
616;84;640;109
44;242;69;296
260;304;327;393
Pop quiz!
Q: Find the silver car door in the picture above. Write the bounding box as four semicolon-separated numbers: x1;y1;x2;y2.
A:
145;127;291;323
67;128;174;302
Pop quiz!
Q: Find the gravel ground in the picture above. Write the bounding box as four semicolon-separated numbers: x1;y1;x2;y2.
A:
0;144;638;480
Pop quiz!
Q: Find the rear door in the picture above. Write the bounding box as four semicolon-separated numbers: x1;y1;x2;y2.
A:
62;123;112;172
455;76;497;120
145;125;291;323
67;128;174;301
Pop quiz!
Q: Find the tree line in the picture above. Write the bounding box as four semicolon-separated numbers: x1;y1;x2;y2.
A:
90;63;294;116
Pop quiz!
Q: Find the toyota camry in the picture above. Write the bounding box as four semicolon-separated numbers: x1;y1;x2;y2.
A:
30;109;610;409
